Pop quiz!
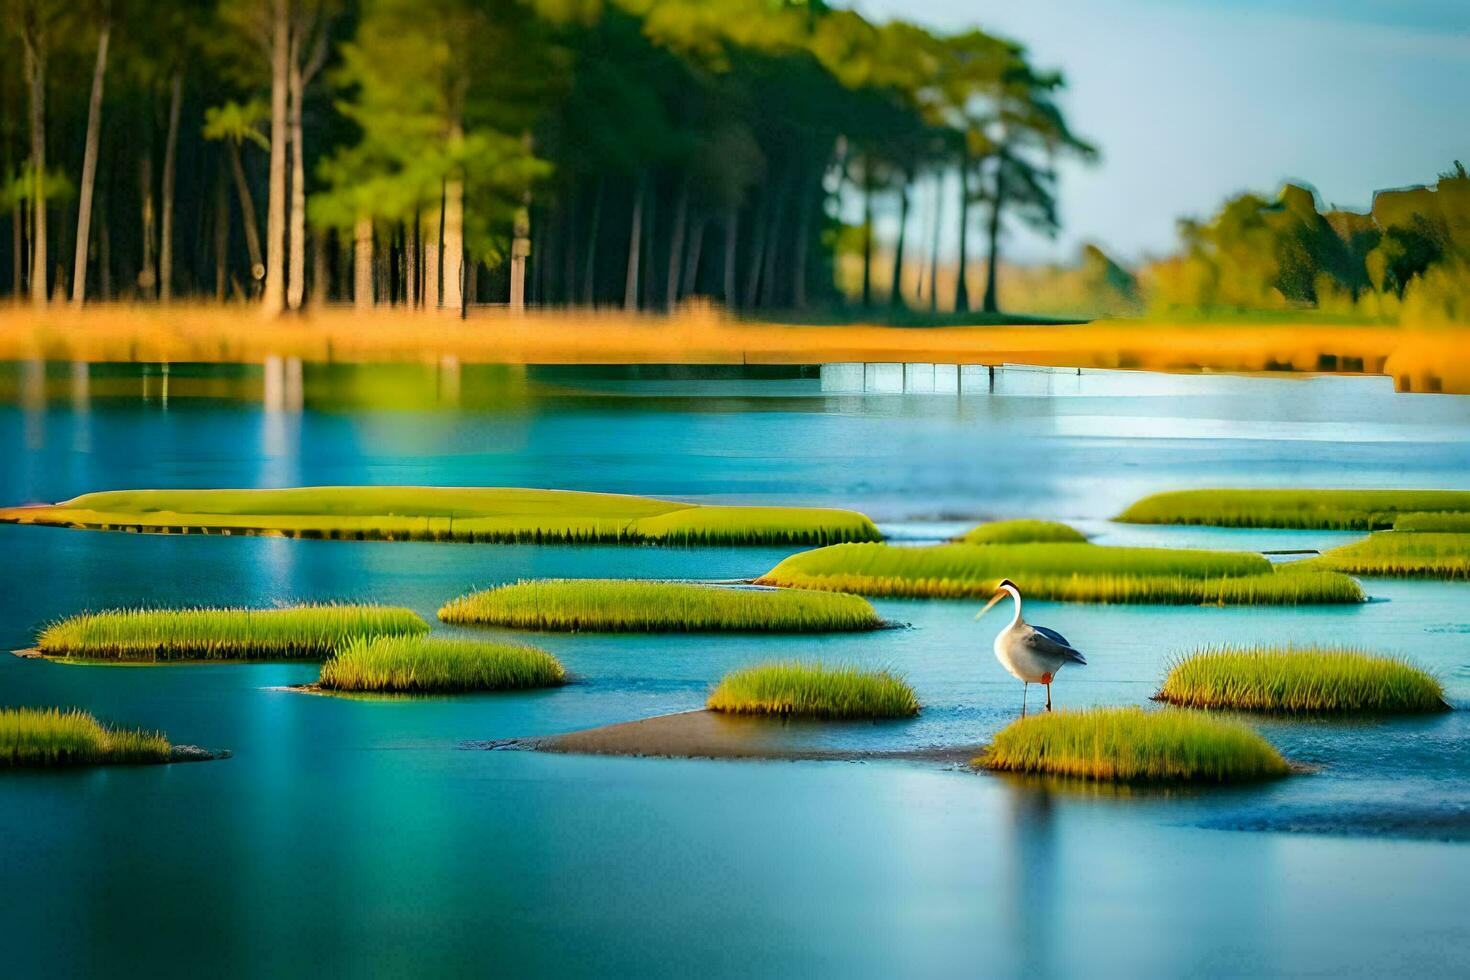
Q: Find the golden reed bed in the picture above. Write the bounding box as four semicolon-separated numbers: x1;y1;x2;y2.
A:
0;304;1463;394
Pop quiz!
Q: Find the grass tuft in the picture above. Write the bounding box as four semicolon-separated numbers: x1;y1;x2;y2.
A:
706;661;920;719
0;707;172;767
1307;531;1470;579
1115;488;1470;530
977;707;1290;783
958;519;1087;545
439;580;885;632
1158;646;1449;714
756;542;1364;605
37;605;429;662
318;635;566;693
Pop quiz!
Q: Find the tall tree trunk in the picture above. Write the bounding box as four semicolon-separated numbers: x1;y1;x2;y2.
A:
424;200;441;309
583;176;603;305
286;39;306;311
226;142;264;292
928;173;942;313
261;0;289;315
665;175;689;311
22;30;47;308
509;195;530;313
860;159;873;308
405;213;418;308
353;214;373;311
214;162;229;301
623;173;646;310
71;19;110;307
723;206;738;308
682;214;705;298
982;152;1006;315
888;170;910;309
159;69;183;303
139;152;156;295
954;152;971;313
442;174;464;312
793;178;813;309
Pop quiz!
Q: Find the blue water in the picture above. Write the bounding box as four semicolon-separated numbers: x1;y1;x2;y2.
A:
2;363;1468;977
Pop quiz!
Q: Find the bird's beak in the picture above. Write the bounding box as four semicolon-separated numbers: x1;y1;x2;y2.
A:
975;591;1005;621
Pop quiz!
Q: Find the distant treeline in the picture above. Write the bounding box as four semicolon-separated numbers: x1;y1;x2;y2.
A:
1;0;1092;316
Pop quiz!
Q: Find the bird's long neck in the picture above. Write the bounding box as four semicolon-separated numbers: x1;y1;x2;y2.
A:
1001;584;1023;629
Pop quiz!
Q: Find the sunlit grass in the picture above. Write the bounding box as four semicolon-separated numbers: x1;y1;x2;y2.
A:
1157;645;1448;714
756;542;1364;604
37;605;429;661
439;580;884;632
1309;531;1470;579
0;486;880;546
1393;512;1470;532
706;661;919;719
318;635;566;693
958;519;1087;545
976;707;1290;783
1115;488;1470;530
0;707;172;767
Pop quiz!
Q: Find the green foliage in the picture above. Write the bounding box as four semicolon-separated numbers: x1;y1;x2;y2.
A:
319;635;566;693
1115;488;1470;530
37;605;429;662
0;708;172;767
202;100;270;151
978;707;1291;783
1158;646;1447;714
706;660;919;719
439;580;884;632
1310;531;1470;580
959;519;1087;545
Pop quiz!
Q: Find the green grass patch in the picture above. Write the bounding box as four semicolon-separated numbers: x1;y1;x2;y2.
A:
1157;645;1448;714
1393;512;1470;532
1309;531;1470;579
37;605;429;662
958;519;1087;545
706;661;920;719
977;707;1291;783
0;486;880;546
318;635;566;694
1115;488;1470;530
756;542;1364;605
439;580;885;632
0;707;172;767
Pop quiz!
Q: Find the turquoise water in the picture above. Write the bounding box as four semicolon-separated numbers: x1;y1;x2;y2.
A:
2;363;1468;977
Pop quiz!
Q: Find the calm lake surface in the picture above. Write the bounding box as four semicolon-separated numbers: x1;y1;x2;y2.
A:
2;362;1468;977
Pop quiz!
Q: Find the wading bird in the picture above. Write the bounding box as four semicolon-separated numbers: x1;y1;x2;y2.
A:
977;578;1087;715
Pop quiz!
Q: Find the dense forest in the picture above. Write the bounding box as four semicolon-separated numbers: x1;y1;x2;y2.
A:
0;0;1093;316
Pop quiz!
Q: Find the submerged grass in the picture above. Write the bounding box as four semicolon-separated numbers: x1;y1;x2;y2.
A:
756;542;1364;605
439;580;885;632
1309;531;1470;579
37;604;429;661
958;519;1087;545
977;707;1290;783
706;661;920;719
319;635;566;694
1157;645;1448;714
0;707;172;767
0;486;880;546
1115;488;1470;530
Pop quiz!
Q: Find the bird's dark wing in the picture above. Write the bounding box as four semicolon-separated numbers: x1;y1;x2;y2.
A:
1027;625;1087;665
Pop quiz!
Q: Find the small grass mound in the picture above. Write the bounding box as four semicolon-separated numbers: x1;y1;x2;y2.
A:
0;707;172;767
1158;646;1449;714
1309;531;1470;579
959;519;1087;545
1115;488;1470;530
439;580;885;632
318;635;566;694
37;605;429;662
977;707;1290;783
706;661;920;719
756;542;1364;605
0;486;880;546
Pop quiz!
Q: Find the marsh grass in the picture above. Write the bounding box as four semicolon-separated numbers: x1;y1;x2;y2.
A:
0;707;171;767
706;661;920;719
1310;531;1470;579
756;542;1364;605
1158;646;1449;713
977;707;1290;783
438;580;885;632
37;605;429;661
318;635;566;693
0;486;880;546
958;519;1087;545
1393;512;1470;532
1115;488;1470;530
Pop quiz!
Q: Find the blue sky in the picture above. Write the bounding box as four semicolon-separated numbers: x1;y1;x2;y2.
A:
854;0;1470;262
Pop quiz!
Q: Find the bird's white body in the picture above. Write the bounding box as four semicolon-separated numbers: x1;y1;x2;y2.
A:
980;582;1087;713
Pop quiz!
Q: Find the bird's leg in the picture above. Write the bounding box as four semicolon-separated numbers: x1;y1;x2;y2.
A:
1021;683;1028;718
1046;683;1052;712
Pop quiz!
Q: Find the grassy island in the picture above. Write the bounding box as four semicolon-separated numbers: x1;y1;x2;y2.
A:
756;541;1364;604
36;605;428;662
977;707;1291;783
1115;488;1470;530
439;580;885;632
1;708;173;767
958;519;1087;545
0;486;880;546
1157;646;1449;714
318;635;566;693
1310;531;1470;579
706;661;920;719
